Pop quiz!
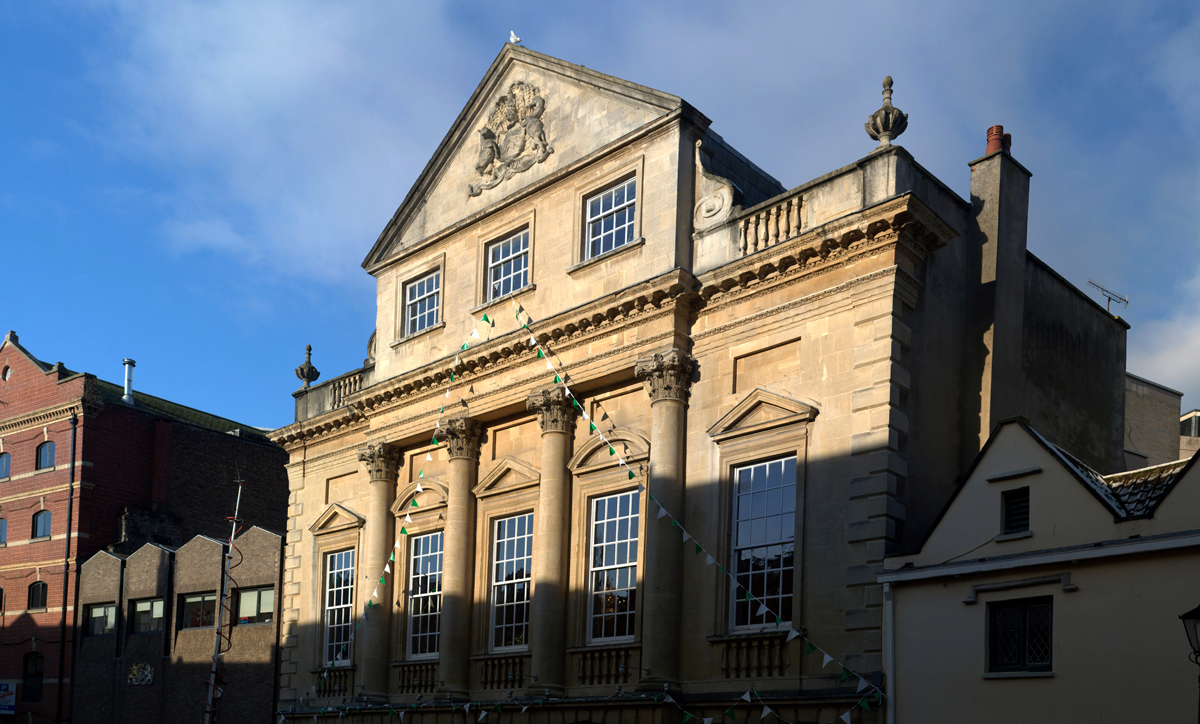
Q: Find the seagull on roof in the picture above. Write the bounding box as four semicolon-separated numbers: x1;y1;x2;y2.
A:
509;30;521;44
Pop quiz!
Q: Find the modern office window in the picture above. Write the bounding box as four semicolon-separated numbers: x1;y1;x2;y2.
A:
28;581;48;610
588;490;640;642
585;178;636;260
36;442;55;470
0;518;7;544
133;599;164;633
0;452;9;478
408;532;443;658
731;457;796;628
1002;488;1030;534
32;510;51;538
486;229;530;301
490;513;533;650
23;652;44;702
182;593;217;629
989;596;1053;672
324;549;355;664
404;271;441;337
87;603;117;636
237;587;274;624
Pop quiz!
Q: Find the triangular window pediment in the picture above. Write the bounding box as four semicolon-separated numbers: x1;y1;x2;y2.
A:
474;457;541;498
309;503;365;536
708;388;819;442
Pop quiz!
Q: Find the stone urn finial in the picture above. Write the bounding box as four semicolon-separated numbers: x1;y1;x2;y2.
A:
865;76;908;148
295;344;321;389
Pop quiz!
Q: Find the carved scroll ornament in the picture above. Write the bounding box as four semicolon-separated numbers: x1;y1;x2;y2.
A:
469;82;554;197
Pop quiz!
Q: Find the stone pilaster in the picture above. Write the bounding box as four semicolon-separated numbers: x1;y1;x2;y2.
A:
525;387;577;693
439;416;483;699
356;442;401;697
634;348;694;690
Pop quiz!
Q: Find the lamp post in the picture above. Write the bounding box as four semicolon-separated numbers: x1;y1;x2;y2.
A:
1181;604;1200;724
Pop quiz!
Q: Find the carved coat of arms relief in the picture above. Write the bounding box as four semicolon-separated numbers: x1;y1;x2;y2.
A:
468;82;554;197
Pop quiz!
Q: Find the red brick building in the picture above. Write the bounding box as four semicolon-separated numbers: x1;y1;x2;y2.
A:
0;331;288;722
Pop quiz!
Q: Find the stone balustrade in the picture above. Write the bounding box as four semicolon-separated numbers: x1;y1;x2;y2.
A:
737;194;802;257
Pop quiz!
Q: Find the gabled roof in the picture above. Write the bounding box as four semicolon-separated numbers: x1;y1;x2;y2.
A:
1103;455;1195;518
361;44;688;271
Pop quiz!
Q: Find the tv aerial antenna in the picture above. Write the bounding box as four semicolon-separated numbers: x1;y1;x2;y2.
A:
1087;279;1129;313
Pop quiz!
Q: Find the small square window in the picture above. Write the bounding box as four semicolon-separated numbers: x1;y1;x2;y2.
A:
182;593;217;629
237;587;275;625
584;178;636;260
133;599;164;633
485;229;530;301
989;596;1052;672
1002;488;1030;534
87;604;117;636
404;271;441;337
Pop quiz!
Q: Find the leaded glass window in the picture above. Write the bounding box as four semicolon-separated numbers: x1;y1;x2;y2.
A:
731;457;796;628
588;490;639;642
408;532;443;658
491;513;532;650
989;597;1052;672
585;178;636;259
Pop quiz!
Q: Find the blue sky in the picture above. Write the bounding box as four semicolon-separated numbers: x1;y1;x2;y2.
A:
3;1;1199;429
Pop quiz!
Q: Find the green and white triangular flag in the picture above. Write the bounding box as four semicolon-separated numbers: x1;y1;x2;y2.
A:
840;667;851;682
756;602;768;616
856;677;868;693
706;554;715;565
554;374;562;384
404;513;413;523
739;691;751;703
629;470;636;480
682;530;691;542
415;482;424;492
681;714;692;724
471;329;480;339
590;422;598;432
724;709;736;722
839;714;851;724
657;505;668;519
384;563;391;573
389;551;395;561
400;527;408;535
418;469;425;478
744;590;753;602
822;653;833;667
609;445;616;456
760;706;772;720
461;342;469;351
425;453;432;461
536;349;544;358
372;587;379;598
379;575;386;584
695;543;703;555
481;313;490;324
411;499;419;507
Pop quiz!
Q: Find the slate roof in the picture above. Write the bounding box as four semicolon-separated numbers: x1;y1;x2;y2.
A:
1103;457;1193;518
94;379;266;439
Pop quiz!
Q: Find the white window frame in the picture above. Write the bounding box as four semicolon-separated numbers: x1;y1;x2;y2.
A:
587;489;640;644
407;531;443;660
485;229;530;302
404;271;441;337
323;549;355;665
489;513;533;652
584;178;637;260
729;457;797;631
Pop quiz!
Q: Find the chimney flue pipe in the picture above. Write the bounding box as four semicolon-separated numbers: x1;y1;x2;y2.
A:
122;358;136;405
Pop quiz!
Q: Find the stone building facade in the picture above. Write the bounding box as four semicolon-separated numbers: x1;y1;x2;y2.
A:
0;331;288;722
73;527;283;724
270;47;1129;723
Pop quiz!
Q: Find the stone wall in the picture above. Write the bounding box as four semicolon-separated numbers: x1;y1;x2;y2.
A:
1123;373;1182;467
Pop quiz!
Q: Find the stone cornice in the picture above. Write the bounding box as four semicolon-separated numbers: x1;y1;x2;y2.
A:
0;400;86;439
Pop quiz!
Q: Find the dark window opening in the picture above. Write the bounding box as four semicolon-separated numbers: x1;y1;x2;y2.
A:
1002;487;1030;534
133;599;164;632
36;442;55;470
28;581;47;610
32;510;51;538
237;587;274;625
87;604;117;636
181;593;217;629
0;452;9;478
989;596;1052;672
23;652;44;702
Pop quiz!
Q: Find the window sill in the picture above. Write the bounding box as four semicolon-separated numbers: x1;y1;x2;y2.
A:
707;628;800;642
390;658;436;665
390;322;446;349
312;664;358;673
469;284;536;316
994;530;1033;543
567;237;645;275
565;641;640;653
30;536;50;543
470;649;530;660
28;608;47;614
982;671;1053;679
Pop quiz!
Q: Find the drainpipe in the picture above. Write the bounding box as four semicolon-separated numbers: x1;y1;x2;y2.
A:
884;582;895;724
55;413;78;723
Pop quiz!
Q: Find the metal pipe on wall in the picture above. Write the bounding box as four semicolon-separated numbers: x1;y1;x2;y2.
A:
55;412;77;723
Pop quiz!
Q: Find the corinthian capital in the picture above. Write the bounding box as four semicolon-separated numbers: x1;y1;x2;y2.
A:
444;416;484;461
635;348;695;402
526;386;578;434
357;442;401;481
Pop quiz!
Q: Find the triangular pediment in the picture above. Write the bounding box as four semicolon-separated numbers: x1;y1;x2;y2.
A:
708;389;819;441
309;503;365;535
363;45;686;271
474;457;541;498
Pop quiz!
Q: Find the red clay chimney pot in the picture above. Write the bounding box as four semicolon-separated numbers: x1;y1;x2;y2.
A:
986;125;1005;155
1001;133;1012;153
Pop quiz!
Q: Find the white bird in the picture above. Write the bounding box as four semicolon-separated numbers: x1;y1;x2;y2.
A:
509;30;521;44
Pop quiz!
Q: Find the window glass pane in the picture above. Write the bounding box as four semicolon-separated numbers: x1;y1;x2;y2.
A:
491;513;533;649
0;453;9;478
37;443;55;470
405;272;441;336
409;533;443;657
324;551;355;663
731;458;797;627
33;511;51;538
585;179;637;260
589;491;639;641
0;519;6;544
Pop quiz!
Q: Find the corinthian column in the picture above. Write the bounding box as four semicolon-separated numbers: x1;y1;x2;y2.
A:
525;387;577;694
356;442;401;697
438;416;483;699
634;348;694;690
